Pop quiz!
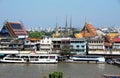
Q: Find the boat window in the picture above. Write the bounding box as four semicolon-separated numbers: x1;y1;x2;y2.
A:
30;56;39;58
21;56;29;58
5;58;22;61
40;56;48;59
50;56;55;59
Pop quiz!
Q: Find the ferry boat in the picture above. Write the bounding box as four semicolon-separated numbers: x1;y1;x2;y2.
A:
0;55;26;63
66;55;105;63
0;54;58;64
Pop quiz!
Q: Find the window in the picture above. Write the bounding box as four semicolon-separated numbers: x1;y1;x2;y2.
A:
82;45;84;48
76;45;79;48
11;23;22;29
70;45;73;48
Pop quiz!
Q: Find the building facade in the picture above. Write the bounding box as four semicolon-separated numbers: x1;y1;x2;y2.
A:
70;38;87;55
24;38;40;51
88;38;105;54
39;36;52;53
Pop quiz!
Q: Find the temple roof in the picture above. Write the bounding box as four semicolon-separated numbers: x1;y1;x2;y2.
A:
0;22;28;38
74;33;83;38
26;38;40;41
112;38;120;42
107;33;120;38
80;23;96;37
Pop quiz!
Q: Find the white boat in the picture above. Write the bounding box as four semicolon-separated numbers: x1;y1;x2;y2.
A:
0;55;26;63
66;55;105;63
0;54;58;64
114;58;120;65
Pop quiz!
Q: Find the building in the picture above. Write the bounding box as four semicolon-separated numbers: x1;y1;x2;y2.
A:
52;17;73;38
0;38;24;51
0;21;28;38
24;38;40;51
111;36;120;54
75;22;97;38
88;38;105;54
52;37;87;55
52;38;70;54
70;38;87;55
39;36;52;53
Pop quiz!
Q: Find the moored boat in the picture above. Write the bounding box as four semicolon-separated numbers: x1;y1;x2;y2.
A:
102;74;120;78
114;58;120;65
0;55;26;63
66;55;105;63
0;54;58;64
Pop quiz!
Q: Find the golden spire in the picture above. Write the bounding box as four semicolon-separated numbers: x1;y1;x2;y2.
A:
65;16;68;35
55;17;58;34
70;16;72;34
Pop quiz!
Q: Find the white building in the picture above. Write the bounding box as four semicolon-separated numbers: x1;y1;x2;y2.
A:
88;38;105;54
39;36;52;53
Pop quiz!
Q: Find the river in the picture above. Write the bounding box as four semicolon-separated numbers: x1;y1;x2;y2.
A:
0;63;119;78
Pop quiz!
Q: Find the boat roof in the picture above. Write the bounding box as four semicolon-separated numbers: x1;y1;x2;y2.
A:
18;54;58;56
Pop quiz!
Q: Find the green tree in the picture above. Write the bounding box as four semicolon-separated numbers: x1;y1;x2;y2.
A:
28;31;45;38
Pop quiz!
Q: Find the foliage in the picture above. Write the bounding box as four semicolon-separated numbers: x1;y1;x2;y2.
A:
28;31;45;38
73;30;80;34
49;71;63;78
28;31;55;38
44;31;55;36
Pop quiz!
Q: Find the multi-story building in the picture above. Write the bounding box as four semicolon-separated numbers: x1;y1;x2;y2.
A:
112;36;120;54
24;38;40;51
88;38;105;54
70;38;87;55
52;38;87;55
39;36;52;53
52;38;70;54
52;38;62;54
0;38;24;51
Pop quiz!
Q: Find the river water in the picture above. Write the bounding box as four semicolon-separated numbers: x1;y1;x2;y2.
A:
0;63;119;78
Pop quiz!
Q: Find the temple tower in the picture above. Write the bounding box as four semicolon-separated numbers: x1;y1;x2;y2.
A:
65;16;68;36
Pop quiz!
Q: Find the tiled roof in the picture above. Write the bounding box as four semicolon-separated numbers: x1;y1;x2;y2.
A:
3;22;28;38
112;38;120;42
108;33;120;38
80;23;96;37
74;33;83;38
26;38;40;41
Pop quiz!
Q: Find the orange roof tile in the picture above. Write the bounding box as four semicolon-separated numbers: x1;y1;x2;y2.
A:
80;23;96;37
27;38;40;41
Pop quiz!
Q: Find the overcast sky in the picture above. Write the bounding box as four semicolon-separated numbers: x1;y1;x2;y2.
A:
0;0;120;29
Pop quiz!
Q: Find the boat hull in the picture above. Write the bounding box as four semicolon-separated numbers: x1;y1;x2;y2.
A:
0;54;58;64
66;55;105;63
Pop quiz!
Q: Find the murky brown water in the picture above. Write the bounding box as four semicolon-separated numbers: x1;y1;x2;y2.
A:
0;63;119;78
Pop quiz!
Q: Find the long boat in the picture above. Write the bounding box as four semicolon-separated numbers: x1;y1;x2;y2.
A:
0;54;58;64
114;58;120;65
102;74;120;78
66;55;105;63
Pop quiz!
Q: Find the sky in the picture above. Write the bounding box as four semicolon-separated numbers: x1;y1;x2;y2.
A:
0;0;120;29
